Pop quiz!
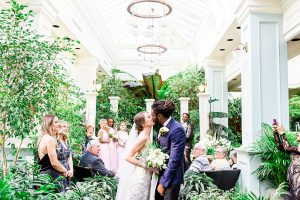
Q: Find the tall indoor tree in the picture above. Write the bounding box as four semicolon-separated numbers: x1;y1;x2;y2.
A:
0;0;83;176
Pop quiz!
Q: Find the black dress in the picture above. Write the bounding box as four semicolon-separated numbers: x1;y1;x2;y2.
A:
274;131;300;199
38;154;61;182
56;140;71;191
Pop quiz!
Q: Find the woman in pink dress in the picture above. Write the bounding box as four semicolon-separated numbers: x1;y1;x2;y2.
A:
108;118;118;171
98;119;111;170
116;122;129;167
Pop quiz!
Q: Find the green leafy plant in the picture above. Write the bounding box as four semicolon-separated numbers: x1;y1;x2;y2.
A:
180;171;217;200
96;73;145;129
0;162;63;199
289;94;300;131
66;175;118;200
228;96;242;147
158;67;205;145
0;0;84;175
250;123;296;187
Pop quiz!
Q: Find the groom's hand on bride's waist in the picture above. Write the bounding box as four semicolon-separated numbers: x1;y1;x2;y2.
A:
157;184;165;196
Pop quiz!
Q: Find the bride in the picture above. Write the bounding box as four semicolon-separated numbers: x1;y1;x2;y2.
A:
116;111;156;200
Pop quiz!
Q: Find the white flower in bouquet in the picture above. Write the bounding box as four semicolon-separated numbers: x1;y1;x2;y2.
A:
107;130;119;140
142;146;169;171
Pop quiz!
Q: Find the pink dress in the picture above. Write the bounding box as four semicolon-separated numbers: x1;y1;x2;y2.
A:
109;128;118;171
98;130;111;170
117;130;129;164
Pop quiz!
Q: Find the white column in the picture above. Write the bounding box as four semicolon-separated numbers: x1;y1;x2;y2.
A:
197;93;210;141
145;99;155;113
205;60;228;126
109;96;120;113
85;92;98;127
73;56;99;127
236;4;289;196
178;97;190;123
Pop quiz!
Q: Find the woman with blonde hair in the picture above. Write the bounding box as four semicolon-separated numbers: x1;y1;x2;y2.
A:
56;120;73;191
98;119;112;170
38;114;68;189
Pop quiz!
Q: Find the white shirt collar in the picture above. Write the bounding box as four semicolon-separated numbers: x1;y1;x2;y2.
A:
163;116;172;127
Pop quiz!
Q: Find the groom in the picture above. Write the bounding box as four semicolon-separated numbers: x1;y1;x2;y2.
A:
151;100;186;200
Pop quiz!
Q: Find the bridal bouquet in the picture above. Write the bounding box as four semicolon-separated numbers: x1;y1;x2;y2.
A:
107;130;119;140
142;145;169;171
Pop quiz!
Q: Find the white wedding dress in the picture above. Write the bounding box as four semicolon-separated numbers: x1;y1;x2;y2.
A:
116;124;157;200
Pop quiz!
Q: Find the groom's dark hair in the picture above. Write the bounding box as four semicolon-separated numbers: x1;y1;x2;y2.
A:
151;100;175;118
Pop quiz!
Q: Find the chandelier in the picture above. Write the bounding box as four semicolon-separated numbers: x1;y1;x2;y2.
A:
127;0;172;19
137;44;167;54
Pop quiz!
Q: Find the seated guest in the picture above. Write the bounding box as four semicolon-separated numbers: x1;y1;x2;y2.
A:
229;150;237;169
82;125;97;154
211;146;230;170
80;140;115;177
188;143;211;172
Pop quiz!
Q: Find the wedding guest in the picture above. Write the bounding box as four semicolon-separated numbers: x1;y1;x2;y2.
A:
98;119;112;170
181;113;193;171
107;117;118;171
273;123;300;199
117;122;128;162
56;120;73;191
229;150;238;169
37;114;68;190
82;125;97;154
210;146;230;170
188;143;211;172
80;140;115;177
107;118;115;129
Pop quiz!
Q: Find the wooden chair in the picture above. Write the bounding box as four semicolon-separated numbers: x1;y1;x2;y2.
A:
73;165;93;182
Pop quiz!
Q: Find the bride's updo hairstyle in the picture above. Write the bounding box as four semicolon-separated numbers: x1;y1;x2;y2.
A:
151;100;175;118
134;111;146;133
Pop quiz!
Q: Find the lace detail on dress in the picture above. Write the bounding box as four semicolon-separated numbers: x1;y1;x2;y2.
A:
126;147;152;200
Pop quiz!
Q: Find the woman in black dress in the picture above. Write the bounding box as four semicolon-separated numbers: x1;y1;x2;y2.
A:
37;115;68;190
273;123;300;199
56;120;73;191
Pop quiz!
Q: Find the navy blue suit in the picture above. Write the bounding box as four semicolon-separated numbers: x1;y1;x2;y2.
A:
156;118;186;200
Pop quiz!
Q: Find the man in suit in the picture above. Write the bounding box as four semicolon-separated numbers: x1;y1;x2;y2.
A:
181;113;193;171
151;100;186;200
79;140;115;177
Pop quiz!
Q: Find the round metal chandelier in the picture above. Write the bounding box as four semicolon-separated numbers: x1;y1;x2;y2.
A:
127;0;172;19
137;44;167;54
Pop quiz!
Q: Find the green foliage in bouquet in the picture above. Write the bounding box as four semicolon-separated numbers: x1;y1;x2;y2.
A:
0;0;85;176
250;123;296;187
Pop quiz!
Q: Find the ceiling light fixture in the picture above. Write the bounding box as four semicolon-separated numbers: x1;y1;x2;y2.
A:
127;0;172;19
137;44;167;54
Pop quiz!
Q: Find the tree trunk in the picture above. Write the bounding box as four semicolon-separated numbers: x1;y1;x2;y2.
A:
1;112;7;177
13;138;24;166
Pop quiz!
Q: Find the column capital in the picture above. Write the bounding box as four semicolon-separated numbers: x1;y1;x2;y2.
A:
235;0;282;25
178;97;190;101
85;91;98;96
108;96;120;101
145;99;155;103
197;93;210;98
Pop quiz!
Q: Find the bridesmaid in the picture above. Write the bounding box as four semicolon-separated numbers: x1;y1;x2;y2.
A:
117;122;129;163
98;119;112;170
107;118;118;171
56;120;73;191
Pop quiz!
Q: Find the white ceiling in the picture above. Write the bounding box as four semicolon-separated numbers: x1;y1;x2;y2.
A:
79;0;209;67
